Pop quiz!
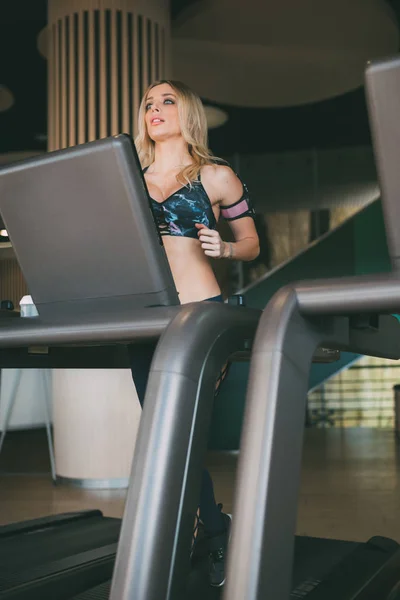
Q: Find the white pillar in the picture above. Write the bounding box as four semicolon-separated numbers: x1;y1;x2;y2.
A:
53;369;142;487
47;0;171;487
47;0;171;151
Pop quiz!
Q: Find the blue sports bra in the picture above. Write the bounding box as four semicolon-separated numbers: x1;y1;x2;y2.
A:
144;166;255;239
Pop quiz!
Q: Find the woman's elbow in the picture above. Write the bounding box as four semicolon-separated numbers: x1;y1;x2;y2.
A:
245;241;260;262
252;243;260;261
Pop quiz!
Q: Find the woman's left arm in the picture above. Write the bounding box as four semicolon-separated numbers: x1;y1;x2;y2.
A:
222;218;260;261
196;165;260;262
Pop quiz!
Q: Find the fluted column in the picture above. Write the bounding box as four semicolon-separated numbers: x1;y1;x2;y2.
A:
47;0;171;151
47;0;170;487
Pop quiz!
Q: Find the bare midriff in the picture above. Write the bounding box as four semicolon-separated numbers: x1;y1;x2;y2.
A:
162;236;221;304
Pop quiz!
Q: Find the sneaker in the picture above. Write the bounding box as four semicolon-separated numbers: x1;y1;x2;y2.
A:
208;511;232;587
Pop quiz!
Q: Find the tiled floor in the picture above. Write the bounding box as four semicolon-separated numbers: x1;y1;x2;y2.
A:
1;427;400;545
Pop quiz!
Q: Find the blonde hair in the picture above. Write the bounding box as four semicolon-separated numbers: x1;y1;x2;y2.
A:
135;80;222;185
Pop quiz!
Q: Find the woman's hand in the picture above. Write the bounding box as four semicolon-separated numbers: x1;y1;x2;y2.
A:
195;223;230;259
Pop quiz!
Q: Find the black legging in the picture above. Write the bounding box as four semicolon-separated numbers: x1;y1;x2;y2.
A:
128;340;226;537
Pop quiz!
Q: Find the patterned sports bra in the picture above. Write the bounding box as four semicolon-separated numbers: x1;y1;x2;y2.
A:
144;166;255;239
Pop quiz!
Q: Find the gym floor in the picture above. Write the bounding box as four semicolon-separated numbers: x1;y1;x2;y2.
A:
1;427;400;544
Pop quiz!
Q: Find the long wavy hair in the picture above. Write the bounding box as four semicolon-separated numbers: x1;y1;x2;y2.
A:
135;80;222;185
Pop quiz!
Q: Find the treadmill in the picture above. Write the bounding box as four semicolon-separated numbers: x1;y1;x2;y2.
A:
0;136;261;599
223;55;400;600
70;316;400;600
69;58;400;600
0;135;347;600
0;134;178;600
2;57;400;600
64;59;400;600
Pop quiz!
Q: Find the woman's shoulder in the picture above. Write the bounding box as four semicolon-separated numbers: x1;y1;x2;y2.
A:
200;163;243;200
201;161;232;178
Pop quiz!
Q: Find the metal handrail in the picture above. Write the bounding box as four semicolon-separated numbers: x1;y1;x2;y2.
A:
224;281;400;600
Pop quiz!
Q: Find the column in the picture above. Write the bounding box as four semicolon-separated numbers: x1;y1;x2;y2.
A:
47;0;171;151
47;0;171;487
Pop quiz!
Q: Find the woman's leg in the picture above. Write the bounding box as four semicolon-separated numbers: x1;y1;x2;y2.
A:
199;470;225;534
128;342;156;406
198;396;231;588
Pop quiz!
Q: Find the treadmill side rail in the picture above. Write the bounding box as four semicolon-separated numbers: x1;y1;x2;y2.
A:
224;283;400;600
109;302;261;600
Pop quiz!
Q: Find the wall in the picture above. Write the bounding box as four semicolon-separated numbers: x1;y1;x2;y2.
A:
221;145;381;275
234;145;378;213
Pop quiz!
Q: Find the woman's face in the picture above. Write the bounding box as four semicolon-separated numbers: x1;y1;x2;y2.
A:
144;83;181;142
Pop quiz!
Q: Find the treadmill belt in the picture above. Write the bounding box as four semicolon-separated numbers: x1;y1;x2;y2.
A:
72;581;111;600
71;528;222;600
292;536;400;599
71;535;358;600
72;581;111;599
291;535;358;596
0;511;121;599
15;529;400;600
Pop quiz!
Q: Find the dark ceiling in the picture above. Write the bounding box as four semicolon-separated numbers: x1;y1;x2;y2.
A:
1;0;400;157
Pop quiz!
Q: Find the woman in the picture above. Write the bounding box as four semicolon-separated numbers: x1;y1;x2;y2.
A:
130;79;259;588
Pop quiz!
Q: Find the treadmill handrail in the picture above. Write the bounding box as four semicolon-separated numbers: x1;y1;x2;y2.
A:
284;273;400;316
109;301;261;600
224;281;400;600
365;56;400;274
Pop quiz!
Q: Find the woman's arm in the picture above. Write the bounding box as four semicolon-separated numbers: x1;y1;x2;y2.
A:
197;165;260;261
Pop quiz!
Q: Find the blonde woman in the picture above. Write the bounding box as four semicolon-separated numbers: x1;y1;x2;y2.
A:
129;80;259;588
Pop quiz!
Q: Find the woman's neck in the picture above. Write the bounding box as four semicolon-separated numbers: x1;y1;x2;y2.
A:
150;138;193;174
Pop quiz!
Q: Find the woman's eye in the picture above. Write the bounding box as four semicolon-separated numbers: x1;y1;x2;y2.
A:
146;98;174;110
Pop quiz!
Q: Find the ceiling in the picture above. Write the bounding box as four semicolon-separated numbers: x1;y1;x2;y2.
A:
172;0;399;107
0;0;400;158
